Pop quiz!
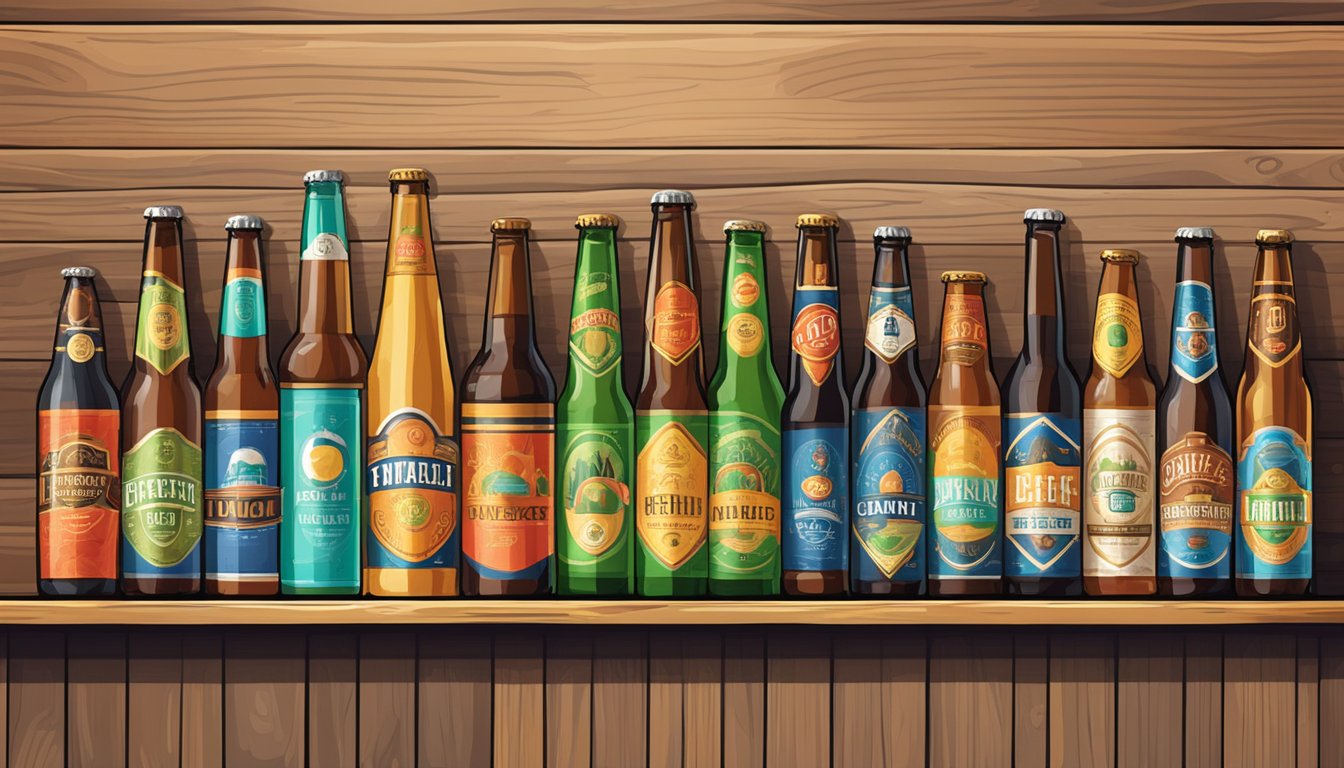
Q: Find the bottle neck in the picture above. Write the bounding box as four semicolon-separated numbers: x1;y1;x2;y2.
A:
642;203;704;392
53;276;108;367
795;226;836;288
385;182;437;278
298;183;353;335
936;282;991;377
1023;223;1066;360
1244;244;1302;373
482;230;537;352
216;229;270;366
1167;239;1217;382
567;227;624;390
717;231;775;377
1091;261;1145;381
143;218;186;285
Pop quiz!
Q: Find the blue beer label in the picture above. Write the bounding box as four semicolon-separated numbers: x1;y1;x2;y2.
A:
1171;280;1218;384
281;387;362;591
1158;432;1233;580
851;407;925;583
204;417;281;582
1236;427;1312;580
929;405;1001;579
219;270;267;339
1004;414;1081;578
863;285;917;363
782;427;848;572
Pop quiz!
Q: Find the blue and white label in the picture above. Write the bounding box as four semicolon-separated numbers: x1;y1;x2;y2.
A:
851;407;925;584
1004;414;1081;579
864;285;917;363
1237;426;1312;581
205;417;281;582
1171;280;1218;384
782;427;848;572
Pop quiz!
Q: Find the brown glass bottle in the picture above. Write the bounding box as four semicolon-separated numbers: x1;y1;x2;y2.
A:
1002;209;1083;597
1158;228;1233;597
1083;250;1157;596
461;218;557;596
928;272;1003;596
121;206;203;596
781;214;849;596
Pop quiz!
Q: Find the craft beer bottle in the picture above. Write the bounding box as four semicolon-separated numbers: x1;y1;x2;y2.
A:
122;206;203;596
850;226;927;596
1158;228;1234;596
204;216;280;596
782;213;849;596
462;218;556;596
556;214;635;596
708;220;785;597
1235;229;1312;596
366;169;460;597
636;190;709;597
1002;209;1083;596
279;171;366;595
929;271;1002;596
1083;249;1157;596
37;267;120;596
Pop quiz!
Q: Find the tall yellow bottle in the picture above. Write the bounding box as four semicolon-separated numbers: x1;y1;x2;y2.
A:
365;168;460;596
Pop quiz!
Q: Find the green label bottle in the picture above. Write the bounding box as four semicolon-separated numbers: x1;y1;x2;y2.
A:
556;215;635;595
708;221;785;596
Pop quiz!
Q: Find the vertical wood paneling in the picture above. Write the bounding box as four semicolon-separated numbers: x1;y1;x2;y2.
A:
1117;633;1182;768
127;632;181;766
545;631;591;768
420;628;492;768
495;633;545;768
1014;634;1048;768
1049;632;1114;768
592;632;646;768
225;629;304;767
1224;632;1298;768
647;631;721;768
1296;634;1319;768
767;632;831;768
1321;634;1344;765
722;631;765;768
9;631;62;768
359;632;416;768
67;631;125;768
308;632;358;768
929;632;1012;768
182;630;223;768
834;630;927;768
1185;632;1223;768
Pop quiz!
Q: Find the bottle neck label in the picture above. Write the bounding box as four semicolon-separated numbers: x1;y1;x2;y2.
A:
1247;291;1301;367
302;232;348;262
570;308;622;377
390;231;433;276
650;281;702;366
134;272;191;375
939;293;987;367
865;285;917;363
790;288;841;386
1170;281;1218;383
59;330;101;364
220;268;267;339
1091;292;1143;378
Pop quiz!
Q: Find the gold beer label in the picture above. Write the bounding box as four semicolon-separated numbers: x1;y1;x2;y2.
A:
650;281;701;366
1083;408;1156;576
731;273;760;308
637;421;708;569
939;294;987;366
726;313;764;358
1092;293;1143;378
366;411;459;565
66;333;95;363
1248;292;1301;367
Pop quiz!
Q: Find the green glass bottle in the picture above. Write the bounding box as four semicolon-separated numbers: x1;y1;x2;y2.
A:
556;213;635;595
708;220;785;596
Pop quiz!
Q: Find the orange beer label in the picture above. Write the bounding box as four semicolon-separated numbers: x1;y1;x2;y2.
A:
389;233;433;276
462;403;555;580
650;281;701;366
38;409;120;580
940;294;987;366
791;303;841;386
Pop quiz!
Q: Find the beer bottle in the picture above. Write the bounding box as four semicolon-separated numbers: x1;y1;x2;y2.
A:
122;206;203;596
556;213;635;596
37;266;120;596
1002;209;1083;596
366;169;460;597
1158;228;1234;596
636;190;709;597
781;213;849;596
1083;249;1157;596
850;226;926;596
1235;229;1312;596
279;171;366;595
204;215;281;596
461;218;557;596
929;271;1002;596
708;219;785;597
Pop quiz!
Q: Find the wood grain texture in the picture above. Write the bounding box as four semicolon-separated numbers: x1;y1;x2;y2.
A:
128;632;182;767
1322;634;1344;767
9;631;62;768
68;631;125;768
1049;632;1115;768
1298;634;1319;768
359;632;416;768
592;632;646;768
419;628;492;768
494;633;545;768
0;482;35;596
1224;633;1298;768
5;26;1344;148
722;632;765;768
1117;633;1182;768
1184;632;1224;768
1014;634;1048;768
766;632;830;768
181;630;223;768
929;633;1012;768
834;630;927;768
544;631;591;768
648;631;721;768
224;629;304;767
308;632;358;768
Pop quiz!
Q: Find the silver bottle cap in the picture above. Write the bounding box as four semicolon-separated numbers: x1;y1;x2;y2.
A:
225;214;265;231
650;189;695;208
61;266;96;279
143;205;184;220
303;169;344;184
873;226;912;240
1175;226;1215;240
1024;208;1065;223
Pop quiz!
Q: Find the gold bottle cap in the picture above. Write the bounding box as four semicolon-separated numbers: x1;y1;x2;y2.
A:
491;217;532;232
724;219;767;233
1256;229;1294;245
388;168;429;182
796;213;839;228
940;270;987;284
1099;248;1141;264
575;213;620;229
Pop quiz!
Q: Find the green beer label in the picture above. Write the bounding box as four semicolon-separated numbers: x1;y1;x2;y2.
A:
560;425;632;566
134;272;191;375
569;307;622;377
709;411;781;575
122;427;203;568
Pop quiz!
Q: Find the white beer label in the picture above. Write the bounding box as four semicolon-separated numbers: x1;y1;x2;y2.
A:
302;232;350;262
1083;407;1156;578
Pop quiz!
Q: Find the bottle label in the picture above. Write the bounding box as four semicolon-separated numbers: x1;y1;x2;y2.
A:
709;412;781;577
1248;292;1301;367
1083;408;1156;577
865;286;917;363
389;230;433;276
134;272;190;375
1158;432;1233;578
1236;426;1311;579
650;281;701;366
791;288;842;386
939;294;987;366
782;426;848;572
204;417;281;580
1171;281;1218;383
560;425;632;565
929;405;1001;578
726;313;765;358
281;387;361;589
1004;414;1081;578
852;407;925;582
731;272;760;308
1092;293;1143;378
366;410;459;570
636;414;709;571
462;403;555;581
570;308;622;377
219;268;267;339
65;332;97;363
38;410;120;580
302;232;349;262
122;427;203;576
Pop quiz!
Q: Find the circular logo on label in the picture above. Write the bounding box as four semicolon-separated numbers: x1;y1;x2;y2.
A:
150;302;181;351
791;304;840;360
302;430;348;487
731;273;760;308
395;235;426;260
801;475;833;501
66;332;95;363
233;281;257;325
727;313;764;357
406;424;428;447
394;492;432;527
155;435;177;466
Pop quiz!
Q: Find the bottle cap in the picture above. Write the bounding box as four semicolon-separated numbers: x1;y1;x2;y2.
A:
575;213;621;229
724;219;767;233
61;266;96;279
1024;208;1066;223
941;270;987;284
388;168;429;182
651;190;695;207
1100;248;1141;264
1175;227;1215;241
143;205;184;220
1256;229;1294;245
796;213;839;228
225;214;265;231
491;217;532;232
303;169;343;184
873;225;912;240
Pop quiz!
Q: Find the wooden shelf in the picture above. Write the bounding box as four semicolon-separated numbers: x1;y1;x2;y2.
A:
0;599;1338;626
